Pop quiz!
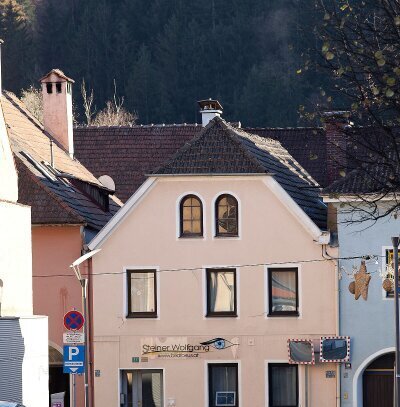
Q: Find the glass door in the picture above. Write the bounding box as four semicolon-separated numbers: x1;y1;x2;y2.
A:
121;370;163;407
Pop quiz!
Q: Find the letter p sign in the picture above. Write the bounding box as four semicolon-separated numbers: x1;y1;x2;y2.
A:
63;345;85;374
69;346;79;360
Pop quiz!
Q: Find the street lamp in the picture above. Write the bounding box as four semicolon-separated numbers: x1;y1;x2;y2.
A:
70;249;101;407
392;236;400;407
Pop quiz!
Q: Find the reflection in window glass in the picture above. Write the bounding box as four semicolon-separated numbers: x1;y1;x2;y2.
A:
207;269;236;315
180;195;203;236
216;195;238;236
208;364;238;407
269;269;298;314
128;271;156;316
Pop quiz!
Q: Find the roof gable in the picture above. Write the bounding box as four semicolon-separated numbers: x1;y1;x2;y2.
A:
153;118;266;175
153;117;327;229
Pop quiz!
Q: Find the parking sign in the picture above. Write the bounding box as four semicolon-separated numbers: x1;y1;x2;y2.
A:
63;345;85;374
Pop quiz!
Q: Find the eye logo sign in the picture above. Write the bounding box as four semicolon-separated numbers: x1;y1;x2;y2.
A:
141;337;239;359
200;338;238;350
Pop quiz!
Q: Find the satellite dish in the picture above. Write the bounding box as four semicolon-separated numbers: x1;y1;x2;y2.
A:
98;175;116;192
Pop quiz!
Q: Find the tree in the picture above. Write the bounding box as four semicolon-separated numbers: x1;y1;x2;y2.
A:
92;80;137;126
313;0;400;222
20;85;42;122
81;79;95;125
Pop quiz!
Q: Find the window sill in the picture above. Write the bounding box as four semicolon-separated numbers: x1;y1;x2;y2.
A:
206;313;238;318
179;235;204;239
267;312;300;317
127;314;158;319
214;235;239;238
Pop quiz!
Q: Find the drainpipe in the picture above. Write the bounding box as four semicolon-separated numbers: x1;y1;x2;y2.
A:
88;257;95;407
322;245;341;407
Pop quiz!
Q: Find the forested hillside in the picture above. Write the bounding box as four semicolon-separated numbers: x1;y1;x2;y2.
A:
1;0;327;126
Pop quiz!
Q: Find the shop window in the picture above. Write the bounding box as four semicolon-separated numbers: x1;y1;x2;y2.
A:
215;194;238;237
206;269;237;317
127;270;157;318
268;268;299;316
56;83;62;93
208;363;238;407
385;249;400;297
268;364;298;407
180;195;203;237
46;83;53;94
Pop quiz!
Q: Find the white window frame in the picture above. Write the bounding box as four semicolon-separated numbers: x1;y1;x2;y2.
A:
202;265;240;319
176;191;206;240
212;191;242;240
205;360;241;407
123;266;160;320
264;263;302;319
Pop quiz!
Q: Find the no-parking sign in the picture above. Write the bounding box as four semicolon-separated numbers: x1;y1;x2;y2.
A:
63;310;84;331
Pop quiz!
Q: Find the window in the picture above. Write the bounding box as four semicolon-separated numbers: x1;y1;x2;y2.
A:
206;269;237;317
215;194;238;237
268;268;298;316
180;195;203;237
268;364;298;407
208;364;238;407
385;249;399;297
56;83;62;93
127;270;157;318
46;83;53;94
67;82;72;94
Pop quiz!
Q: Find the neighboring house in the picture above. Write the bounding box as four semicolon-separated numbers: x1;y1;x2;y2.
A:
3;69;122;407
0;85;48;406
87;113;339;407
323;163;400;407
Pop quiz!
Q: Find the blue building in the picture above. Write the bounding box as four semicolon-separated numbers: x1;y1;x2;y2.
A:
324;183;399;407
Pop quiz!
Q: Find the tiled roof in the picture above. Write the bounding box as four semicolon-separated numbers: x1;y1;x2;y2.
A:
74;123;328;203
153;117;326;229
74;124;202;202
2;91;122;229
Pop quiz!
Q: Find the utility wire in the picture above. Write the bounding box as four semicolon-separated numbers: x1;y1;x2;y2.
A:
32;254;384;278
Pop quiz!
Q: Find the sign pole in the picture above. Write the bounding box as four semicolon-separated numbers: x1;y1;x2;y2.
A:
392;236;400;407
72;373;76;407
81;278;90;407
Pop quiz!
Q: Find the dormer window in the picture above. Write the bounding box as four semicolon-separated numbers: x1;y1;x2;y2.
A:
180;195;203;237
215;194;238;237
46;83;53;94
56;83;62;93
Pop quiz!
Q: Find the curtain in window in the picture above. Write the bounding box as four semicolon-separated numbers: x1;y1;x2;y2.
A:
142;371;162;407
209;270;235;312
217;195;238;235
209;365;237;406
270;365;297;406
271;271;296;312
131;272;155;313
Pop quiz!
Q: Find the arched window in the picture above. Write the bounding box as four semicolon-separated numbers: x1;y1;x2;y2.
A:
180;195;203;237
215;194;238;236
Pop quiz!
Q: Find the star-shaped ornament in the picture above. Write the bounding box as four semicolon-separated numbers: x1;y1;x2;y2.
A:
354;260;371;300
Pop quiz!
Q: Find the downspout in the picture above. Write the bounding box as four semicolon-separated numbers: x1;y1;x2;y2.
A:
323;245;341;407
88;256;95;407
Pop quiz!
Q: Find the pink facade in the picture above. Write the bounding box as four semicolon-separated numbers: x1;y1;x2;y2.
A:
32;225;86;407
90;175;339;407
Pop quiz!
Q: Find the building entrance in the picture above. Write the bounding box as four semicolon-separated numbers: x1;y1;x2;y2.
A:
363;352;395;407
121;370;163;407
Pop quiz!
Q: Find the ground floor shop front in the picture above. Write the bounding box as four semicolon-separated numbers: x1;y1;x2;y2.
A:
93;335;338;407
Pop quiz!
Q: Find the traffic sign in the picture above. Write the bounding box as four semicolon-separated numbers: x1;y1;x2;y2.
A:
64;310;84;331
63;345;85;374
63;332;85;344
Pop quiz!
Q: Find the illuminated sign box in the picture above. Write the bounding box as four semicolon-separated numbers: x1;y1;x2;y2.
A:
287;339;315;365
320;336;350;363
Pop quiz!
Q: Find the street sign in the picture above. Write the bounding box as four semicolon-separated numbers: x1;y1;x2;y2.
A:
64;310;84;331
63;345;85;374
63;332;85;344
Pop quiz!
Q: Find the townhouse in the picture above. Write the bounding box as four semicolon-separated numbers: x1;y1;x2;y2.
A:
3;68;122;406
86;113;340;407
0;81;48;406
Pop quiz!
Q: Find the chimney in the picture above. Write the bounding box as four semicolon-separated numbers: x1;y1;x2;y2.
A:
198;99;223;126
322;111;351;185
40;69;75;157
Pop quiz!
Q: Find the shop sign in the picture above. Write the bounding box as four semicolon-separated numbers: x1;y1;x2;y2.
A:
141;337;239;359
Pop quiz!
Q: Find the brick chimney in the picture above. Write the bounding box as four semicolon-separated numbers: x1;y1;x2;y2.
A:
322;111;351;185
198;99;223;126
40;69;74;157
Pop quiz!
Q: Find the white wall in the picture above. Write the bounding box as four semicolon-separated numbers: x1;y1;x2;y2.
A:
21;316;49;407
0;201;33;316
